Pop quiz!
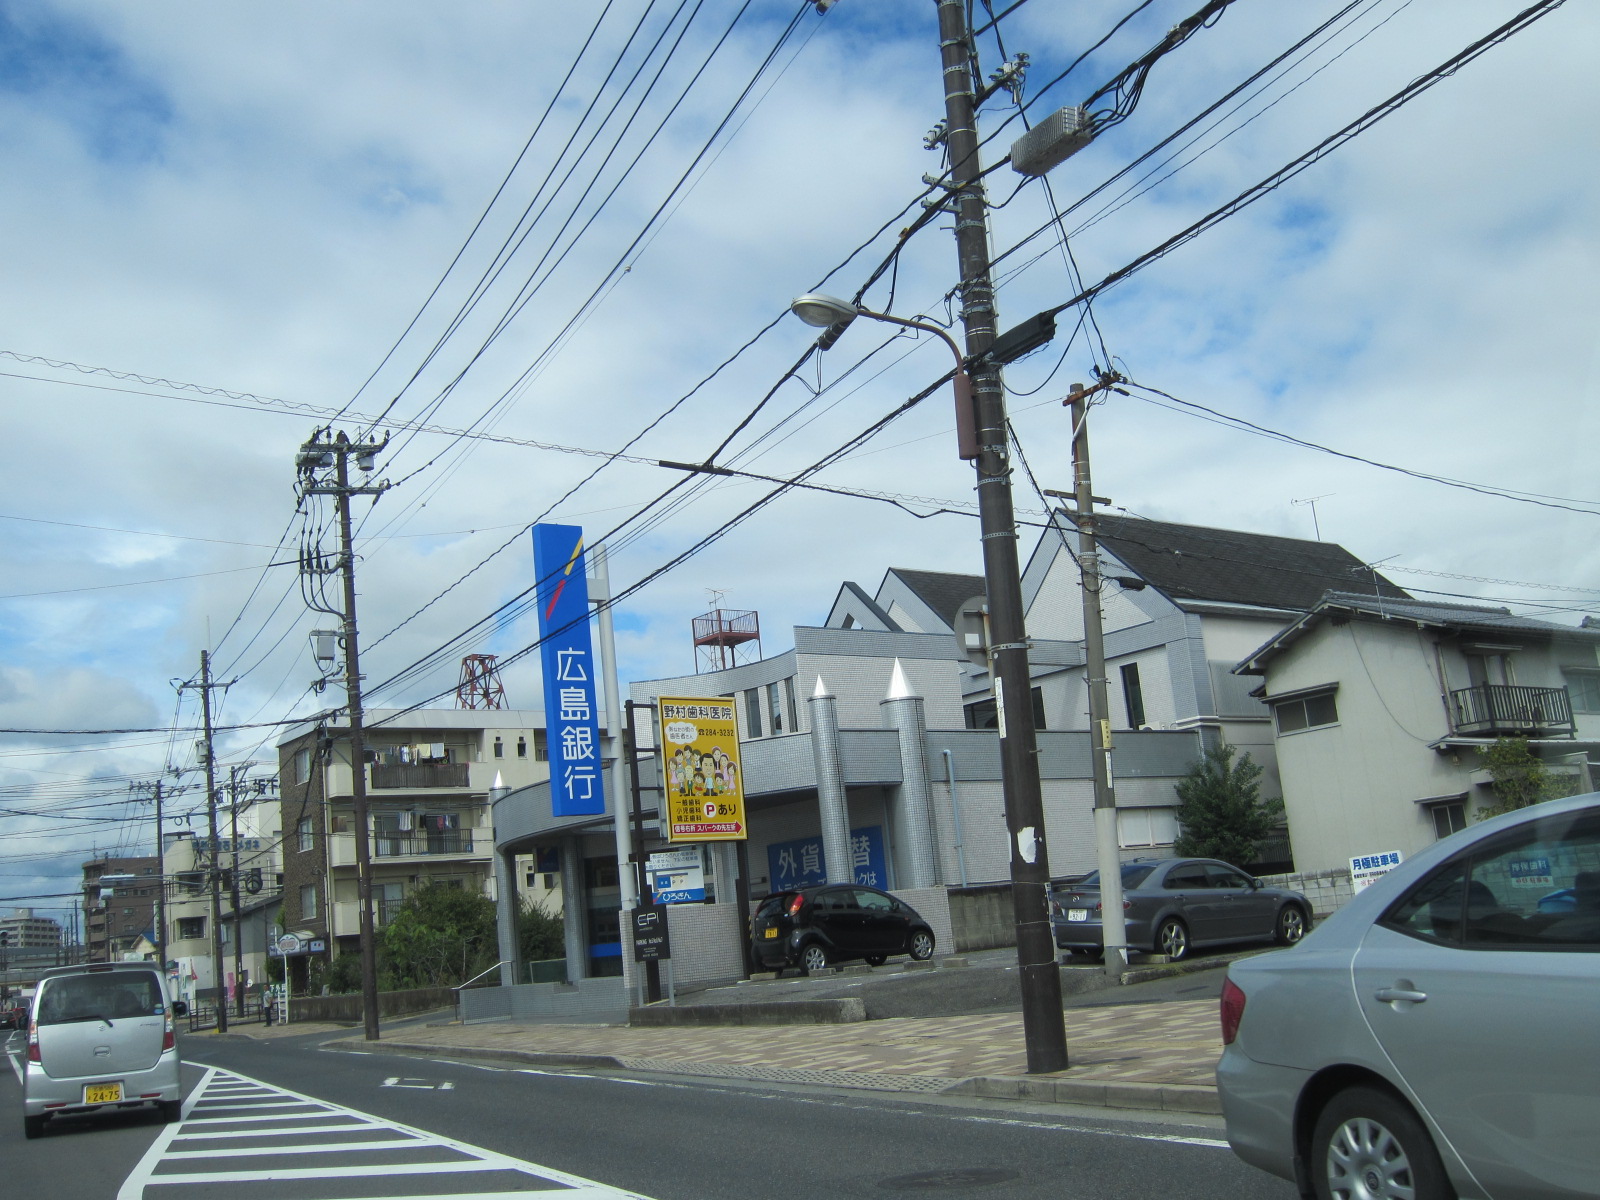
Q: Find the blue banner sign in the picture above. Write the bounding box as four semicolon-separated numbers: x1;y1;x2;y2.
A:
767;826;888;892
532;524;605;817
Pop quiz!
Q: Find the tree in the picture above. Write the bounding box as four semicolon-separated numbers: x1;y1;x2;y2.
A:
517;897;565;965
1171;742;1283;867
1477;737;1582;819
381;882;499;990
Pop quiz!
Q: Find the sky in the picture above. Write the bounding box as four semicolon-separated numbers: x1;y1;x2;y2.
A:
2;0;1596;922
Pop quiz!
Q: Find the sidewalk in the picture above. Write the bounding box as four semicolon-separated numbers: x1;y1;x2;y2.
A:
312;998;1226;1116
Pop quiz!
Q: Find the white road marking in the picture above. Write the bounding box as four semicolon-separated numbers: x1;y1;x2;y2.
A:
116;1064;658;1199
381;1075;456;1090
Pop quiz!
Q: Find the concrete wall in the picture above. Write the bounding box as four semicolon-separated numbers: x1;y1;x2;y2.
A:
948;882;1015;951
287;986;455;1024
1256;867;1357;919
458;976;628;1024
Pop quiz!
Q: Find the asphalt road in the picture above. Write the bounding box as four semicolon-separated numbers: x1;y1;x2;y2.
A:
4;1020;1296;1200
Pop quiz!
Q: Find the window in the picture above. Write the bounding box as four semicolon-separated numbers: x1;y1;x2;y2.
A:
1431;803;1468;839
176;917;205;940
297;816;315;853
1120;663;1146;728
1565;670;1600;715
493;737;504;759
1119;807;1178;849
533;730;548;762
1273;690;1339;734
294;747;312;783
300;884;318;920
1382;809;1600;949
964;687;1047;731
785;677;799;733
768;682;786;734
745;688;763;738
516;736;528;759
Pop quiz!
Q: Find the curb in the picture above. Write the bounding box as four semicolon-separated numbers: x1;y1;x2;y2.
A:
330;1037;1221;1116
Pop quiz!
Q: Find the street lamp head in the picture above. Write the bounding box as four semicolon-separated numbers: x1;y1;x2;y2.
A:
789;293;859;328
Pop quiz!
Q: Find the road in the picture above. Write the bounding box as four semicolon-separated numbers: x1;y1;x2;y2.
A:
4;1021;1296;1200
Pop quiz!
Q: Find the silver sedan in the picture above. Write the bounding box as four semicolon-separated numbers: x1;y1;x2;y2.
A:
1217;792;1600;1199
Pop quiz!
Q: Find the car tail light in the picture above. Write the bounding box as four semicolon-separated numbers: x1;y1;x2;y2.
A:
1220;977;1246;1045
27;1021;40;1063
1092;900;1133;912
163;1010;176;1052
787;894;805;917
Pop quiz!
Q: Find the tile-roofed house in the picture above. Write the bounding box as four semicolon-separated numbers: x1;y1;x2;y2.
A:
1233;589;1600;875
1089;514;1410;613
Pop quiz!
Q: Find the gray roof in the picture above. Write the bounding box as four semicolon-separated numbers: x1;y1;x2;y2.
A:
1236;590;1600;674
1083;514;1409;611
886;568;986;630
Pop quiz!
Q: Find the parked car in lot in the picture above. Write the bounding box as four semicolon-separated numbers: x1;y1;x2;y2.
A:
1217;792;1600;1200
1049;857;1311;961
751;884;936;974
21;961;188;1139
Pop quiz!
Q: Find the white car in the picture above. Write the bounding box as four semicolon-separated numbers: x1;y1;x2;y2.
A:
22;962;187;1138
1217;792;1599;1199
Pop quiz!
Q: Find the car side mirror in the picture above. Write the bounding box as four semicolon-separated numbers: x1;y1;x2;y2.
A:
172;1000;189;1016
1248;878;1262;890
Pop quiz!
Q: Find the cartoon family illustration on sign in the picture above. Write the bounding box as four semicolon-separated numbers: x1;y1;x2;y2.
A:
666;746;739;799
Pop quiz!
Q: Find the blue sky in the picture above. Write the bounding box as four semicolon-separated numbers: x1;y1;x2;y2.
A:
1;0;1597;910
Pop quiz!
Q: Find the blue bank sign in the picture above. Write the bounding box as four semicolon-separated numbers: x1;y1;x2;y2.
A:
767;826;888;892
532;524;604;817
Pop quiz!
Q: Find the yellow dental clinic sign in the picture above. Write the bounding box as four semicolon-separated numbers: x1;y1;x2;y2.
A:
659;695;746;842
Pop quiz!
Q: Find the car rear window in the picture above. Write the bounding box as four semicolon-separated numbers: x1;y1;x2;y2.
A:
38;972;164;1025
1076;864;1157;890
755;893;795;919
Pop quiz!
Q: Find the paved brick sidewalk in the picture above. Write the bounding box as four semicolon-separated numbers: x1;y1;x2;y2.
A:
321;999;1225;1115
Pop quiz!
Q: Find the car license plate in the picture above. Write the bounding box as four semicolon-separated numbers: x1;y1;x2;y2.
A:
763;927;778;939
1067;909;1089;922
85;1082;123;1104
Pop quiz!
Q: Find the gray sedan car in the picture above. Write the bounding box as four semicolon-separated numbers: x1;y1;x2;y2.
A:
1049;857;1311;961
1217;792;1600;1199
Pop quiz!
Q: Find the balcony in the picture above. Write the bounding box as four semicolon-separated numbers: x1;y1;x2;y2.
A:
327;833;480;868
371;762;470;789
1449;684;1574;738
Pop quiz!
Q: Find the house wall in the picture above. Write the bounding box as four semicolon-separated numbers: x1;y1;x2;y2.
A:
1264;619;1465;875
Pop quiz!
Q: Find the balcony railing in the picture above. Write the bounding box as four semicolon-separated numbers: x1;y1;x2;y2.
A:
371;762;470;789
372;834;475;859
1449;684;1574;737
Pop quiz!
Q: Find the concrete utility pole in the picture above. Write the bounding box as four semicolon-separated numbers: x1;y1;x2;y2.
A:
183;651;229;1033
1066;376;1132;976
934;0;1067;1073
132;778;169;991
227;764;250;1017
297;429;389;1042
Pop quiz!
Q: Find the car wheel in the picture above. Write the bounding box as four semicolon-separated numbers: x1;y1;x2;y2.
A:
1311;1085;1452;1200
799;943;830;974
865;955;887;966
1156;917;1189;961
908;930;936;961
161;1100;183;1124
24;1114;45;1139
1275;904;1309;946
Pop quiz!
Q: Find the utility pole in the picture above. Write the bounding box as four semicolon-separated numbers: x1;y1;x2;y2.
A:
182;651;229;1033
934;0;1067;1073
297;428;389;1042
1065;375;1132;977
131;779;170;994
227;764;250;1017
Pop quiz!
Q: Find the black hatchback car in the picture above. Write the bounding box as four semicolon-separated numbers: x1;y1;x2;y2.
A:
752;884;936;974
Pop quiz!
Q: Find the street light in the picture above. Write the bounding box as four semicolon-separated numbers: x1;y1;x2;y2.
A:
789;294;978;460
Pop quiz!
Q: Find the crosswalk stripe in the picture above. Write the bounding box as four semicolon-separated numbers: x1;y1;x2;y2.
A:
116;1065;658;1200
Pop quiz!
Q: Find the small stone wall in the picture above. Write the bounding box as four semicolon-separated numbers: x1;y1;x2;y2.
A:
1256;867;1355;918
948;882;1016;951
287;985;455;1024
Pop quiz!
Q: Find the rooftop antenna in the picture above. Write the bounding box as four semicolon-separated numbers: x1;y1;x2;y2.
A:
1292;494;1334;540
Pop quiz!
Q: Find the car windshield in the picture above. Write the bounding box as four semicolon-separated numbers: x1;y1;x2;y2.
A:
37;973;163;1025
755;893;795;919
1073;864;1157;890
